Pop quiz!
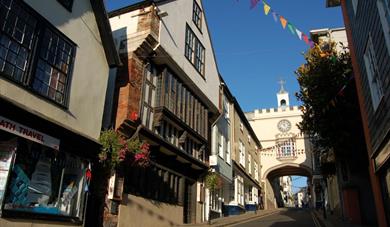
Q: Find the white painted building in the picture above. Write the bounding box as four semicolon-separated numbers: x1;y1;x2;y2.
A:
279;176;294;207
246;82;314;209
310;27;348;53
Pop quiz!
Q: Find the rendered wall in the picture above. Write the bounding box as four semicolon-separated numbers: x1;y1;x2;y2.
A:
0;0;110;140
118;194;183;227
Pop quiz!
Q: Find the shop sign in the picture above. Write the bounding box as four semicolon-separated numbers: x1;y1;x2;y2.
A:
0;116;60;150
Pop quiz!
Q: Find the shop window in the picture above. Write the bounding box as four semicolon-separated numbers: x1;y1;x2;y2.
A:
2;137;89;221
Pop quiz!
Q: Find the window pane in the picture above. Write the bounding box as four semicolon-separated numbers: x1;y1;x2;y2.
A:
32;29;74;105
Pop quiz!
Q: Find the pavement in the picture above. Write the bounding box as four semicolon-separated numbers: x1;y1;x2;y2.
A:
311;209;376;227
178;208;378;227
178;209;280;227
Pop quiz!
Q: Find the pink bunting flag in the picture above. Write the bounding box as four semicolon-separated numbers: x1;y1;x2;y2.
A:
302;34;309;44
250;0;260;9
280;16;287;29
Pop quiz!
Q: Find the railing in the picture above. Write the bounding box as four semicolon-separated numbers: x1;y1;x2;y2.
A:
276;149;298;160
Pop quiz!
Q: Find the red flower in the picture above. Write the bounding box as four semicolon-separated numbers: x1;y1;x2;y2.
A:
140;142;150;152
86;169;92;181
129;111;138;121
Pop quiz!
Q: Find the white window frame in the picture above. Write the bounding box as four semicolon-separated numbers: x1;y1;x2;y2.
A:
218;132;224;158
223;95;230;120
363;35;384;111
254;162;259;181
239;141;245;168
248;154;252;175
235;175;244;205
226;140;231;164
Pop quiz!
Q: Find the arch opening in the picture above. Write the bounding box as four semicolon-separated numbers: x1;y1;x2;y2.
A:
263;164;313;209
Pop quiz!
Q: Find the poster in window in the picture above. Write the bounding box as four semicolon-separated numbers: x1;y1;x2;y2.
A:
0;139;17;213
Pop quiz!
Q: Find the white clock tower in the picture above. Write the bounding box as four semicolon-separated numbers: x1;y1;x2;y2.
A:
277;79;289;108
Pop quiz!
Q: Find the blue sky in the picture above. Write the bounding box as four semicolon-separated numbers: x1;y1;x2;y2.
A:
106;0;344;190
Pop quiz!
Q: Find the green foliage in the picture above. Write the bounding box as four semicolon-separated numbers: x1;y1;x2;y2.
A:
295;41;364;155
99;129;123;169
205;172;222;191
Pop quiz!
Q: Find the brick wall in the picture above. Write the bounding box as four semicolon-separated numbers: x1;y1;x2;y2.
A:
115;53;144;129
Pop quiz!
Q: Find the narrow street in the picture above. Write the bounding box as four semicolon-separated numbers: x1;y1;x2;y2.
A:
230;208;317;227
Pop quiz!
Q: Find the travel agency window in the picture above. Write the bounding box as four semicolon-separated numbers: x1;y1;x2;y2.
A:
0;116;90;222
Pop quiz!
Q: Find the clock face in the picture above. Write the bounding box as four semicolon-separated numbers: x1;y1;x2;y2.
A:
277;119;291;132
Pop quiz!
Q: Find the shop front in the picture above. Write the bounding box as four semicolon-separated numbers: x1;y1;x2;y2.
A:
0;100;97;226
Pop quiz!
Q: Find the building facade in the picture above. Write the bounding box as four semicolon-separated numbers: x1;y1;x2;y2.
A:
327;1;390;226
279;176;294;207
246;84;314;210
207;78;234;220
0;0;119;226
108;0;221;225
226;99;262;215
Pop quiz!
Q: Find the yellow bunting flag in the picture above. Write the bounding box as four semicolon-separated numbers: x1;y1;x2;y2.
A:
264;3;271;15
280;16;287;29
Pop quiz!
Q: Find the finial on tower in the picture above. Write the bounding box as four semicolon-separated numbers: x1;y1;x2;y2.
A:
276;78;289;108
278;78;286;94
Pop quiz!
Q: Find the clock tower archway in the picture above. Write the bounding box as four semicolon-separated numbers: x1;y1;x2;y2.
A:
245;83;316;210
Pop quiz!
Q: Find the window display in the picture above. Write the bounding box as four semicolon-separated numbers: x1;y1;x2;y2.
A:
0;139;17;214
3;138;90;220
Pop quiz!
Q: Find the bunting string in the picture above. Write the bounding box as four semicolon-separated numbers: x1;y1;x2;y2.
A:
247;0;314;48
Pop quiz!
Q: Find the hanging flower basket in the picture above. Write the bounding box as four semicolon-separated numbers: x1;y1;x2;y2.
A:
99;129;151;170
205;172;223;191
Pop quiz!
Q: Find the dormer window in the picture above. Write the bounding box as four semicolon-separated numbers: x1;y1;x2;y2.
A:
192;1;202;31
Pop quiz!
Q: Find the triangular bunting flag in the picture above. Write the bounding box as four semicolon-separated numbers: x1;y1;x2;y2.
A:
271;11;278;22
288;23;296;35
280;16;287;29
309;40;315;48
302;34;309;44
250;0;260;9
263;3;271;15
296;29;302;40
